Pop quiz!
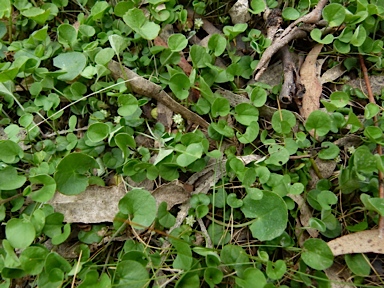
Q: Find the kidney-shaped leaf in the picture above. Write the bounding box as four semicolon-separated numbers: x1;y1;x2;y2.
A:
0;140;24;164
54;153;99;195
87;122;110;143
118;189;157;229
114;260;149;288
6;218;35;249
29;174;56;202
0;166;26;190
53;52;87;81
241;191;288;241
123;8;160;40
301;238;334;270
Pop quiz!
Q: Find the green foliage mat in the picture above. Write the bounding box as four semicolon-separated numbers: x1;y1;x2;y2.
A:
0;0;384;287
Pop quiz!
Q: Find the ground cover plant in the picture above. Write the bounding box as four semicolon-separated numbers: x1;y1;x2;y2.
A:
0;0;384;286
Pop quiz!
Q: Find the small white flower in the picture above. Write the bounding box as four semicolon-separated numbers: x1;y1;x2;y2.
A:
347;146;355;154
185;215;196;226
172;114;184;125
335;155;341;163
100;109;108;117
114;116;121;124
194;18;204;30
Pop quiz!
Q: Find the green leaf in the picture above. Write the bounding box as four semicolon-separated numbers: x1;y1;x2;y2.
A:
51;223;71;245
317;190;337;210
334;39;351;53
271;110;296;134
250;0;266;14
353;146;377;174
190;45;211;68
117;94;139;116
289;183;304;195
21;7;50;25
6;218;35;249
323;3;346;27
350;25;366;47
0;140;24;164
29;174;56;202
95;48;114;66
208;34;226;57
266;260;287;280
157;202;176;228
221;244;249;277
87;122;110;142
176;143;203;167
118;189;157;228
318;142;340;160
235;267;267;288
282;7;300;20
168;34;188;52
20;246;48;275
305;110;331;137
241;191;288;241
227;193;243;208
78;271;111;288
78;224;106;244
53;52;87;81
90;1;110;20
223;23;248;41
109;34;129;55
114;1;135;17
115;133;136;158
211;97;230;117
0;166;26;190
301;239;334;270
235;103;259;126
329;91;350;108
123;8;160;40
364;126;383;143
57;23;77;48
169;73;191;100
237;121;259;144
249;86;267;107
204;267;223;286
207;223;230;245
364;103;380;119
265;145;290;166
310;29;334;44
209;120;234;138
345;254;371;276
170;239;193;270
54;153;99;195
0;0;11;18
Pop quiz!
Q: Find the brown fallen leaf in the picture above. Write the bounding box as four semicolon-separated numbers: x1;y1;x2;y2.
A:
325;262;354;288
328;229;384;256
151;181;190;210
300;43;323;119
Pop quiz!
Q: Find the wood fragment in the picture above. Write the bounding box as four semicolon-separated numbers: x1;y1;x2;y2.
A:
108;60;209;129
300;44;323;119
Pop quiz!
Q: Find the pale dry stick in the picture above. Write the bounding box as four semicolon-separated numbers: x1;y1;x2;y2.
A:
43;126;89;138
159;269;183;288
197;218;213;248
71;250;82;288
359;55;384;237
108;61;210;129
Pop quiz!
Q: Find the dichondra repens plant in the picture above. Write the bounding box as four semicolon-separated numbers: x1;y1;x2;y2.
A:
0;0;383;287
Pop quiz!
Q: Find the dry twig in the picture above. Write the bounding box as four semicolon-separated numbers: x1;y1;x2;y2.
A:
359;55;384;236
108;60;209;129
